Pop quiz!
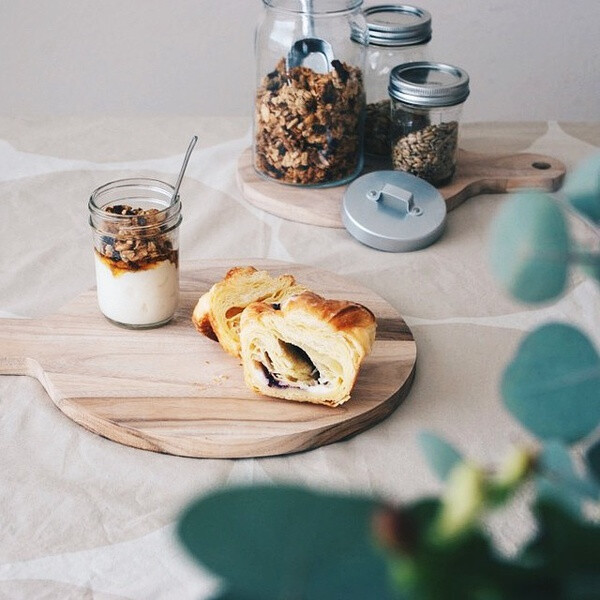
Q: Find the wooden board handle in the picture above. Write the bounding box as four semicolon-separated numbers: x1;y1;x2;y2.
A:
443;150;566;211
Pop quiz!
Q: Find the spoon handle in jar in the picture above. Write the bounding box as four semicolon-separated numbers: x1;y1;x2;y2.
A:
172;135;198;201
300;0;314;37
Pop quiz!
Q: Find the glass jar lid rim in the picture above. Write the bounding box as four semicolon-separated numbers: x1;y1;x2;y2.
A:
262;0;363;14
356;4;432;45
388;61;470;107
88;177;180;221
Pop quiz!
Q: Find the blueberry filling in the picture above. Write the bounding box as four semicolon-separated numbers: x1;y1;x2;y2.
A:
260;363;288;389
259;343;321;389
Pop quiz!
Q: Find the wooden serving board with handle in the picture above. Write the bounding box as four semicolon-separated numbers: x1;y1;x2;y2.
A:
237;147;566;228
0;259;417;459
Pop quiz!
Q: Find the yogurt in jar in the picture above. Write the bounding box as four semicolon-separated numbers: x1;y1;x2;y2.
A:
94;253;178;327
89;191;181;328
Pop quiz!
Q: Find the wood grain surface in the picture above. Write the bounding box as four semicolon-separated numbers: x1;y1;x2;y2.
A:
237;147;566;228
0;260;417;458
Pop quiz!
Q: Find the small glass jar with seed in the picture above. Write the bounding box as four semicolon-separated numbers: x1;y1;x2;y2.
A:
352;4;432;158
388;61;470;186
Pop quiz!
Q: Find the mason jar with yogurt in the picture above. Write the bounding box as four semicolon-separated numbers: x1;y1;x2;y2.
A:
88;178;182;329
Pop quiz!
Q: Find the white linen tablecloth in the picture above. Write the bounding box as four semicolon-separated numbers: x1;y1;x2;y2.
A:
0;117;598;599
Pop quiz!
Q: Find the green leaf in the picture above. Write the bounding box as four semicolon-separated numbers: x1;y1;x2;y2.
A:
522;498;600;577
562;153;600;224
581;258;600;285
502;323;600;443
488;191;569;303
177;485;395;600
418;431;462;482
518;499;600;599
536;440;600;515
571;242;600;285
584;438;600;484
407;500;546;599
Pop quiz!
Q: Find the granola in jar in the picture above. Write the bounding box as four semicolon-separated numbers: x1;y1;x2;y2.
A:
254;58;365;186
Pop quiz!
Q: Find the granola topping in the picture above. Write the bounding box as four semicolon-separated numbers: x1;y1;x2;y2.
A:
94;204;178;274
254;58;365;186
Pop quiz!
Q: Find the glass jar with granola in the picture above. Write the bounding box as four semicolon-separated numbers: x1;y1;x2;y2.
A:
254;0;367;187
352;4;432;158
88;178;182;329
389;61;470;186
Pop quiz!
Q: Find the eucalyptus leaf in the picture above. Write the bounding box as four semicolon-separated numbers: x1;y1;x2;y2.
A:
539;440;600;498
518;499;600;599
536;475;583;518
418;431;462;482
562;153;600;224
488;191;569;303
522;498;600;580
502;323;600;443
536;440;600;515
210;592;254;600
584;438;600;484
407;500;550;599
177;485;394;600
580;257;600;285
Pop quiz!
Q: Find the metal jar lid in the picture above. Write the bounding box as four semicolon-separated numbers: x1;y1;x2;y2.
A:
359;4;432;47
388;61;470;107
342;170;447;252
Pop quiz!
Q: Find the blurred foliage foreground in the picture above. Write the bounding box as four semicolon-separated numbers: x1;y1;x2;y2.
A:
177;155;600;600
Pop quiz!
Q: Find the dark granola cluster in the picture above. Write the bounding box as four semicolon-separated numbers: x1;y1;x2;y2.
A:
364;99;391;157
95;205;178;271
254;58;365;185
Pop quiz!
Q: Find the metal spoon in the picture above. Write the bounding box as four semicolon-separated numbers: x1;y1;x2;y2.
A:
172;135;198;201
286;0;334;72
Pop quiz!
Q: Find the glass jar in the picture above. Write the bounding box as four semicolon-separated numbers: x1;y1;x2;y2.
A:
88;178;182;329
389;61;470;186
253;0;367;187
357;4;432;157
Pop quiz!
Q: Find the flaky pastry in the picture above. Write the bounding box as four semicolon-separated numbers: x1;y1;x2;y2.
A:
192;266;306;357
239;291;376;407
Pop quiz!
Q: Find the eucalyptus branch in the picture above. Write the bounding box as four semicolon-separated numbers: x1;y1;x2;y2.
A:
568;249;600;266
550;192;600;241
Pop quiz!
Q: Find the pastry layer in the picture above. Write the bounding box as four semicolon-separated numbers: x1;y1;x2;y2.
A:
240;291;376;407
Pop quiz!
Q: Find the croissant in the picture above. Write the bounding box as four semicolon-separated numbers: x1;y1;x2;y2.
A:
239;291;376;407
192;266;306;357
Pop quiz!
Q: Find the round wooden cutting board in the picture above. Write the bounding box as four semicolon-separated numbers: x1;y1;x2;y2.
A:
0;260;417;458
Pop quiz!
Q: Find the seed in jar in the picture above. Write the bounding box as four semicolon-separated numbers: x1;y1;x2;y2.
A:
391;121;459;185
364;99;391;157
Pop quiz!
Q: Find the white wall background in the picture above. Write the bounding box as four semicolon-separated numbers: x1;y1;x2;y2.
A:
1;0;599;122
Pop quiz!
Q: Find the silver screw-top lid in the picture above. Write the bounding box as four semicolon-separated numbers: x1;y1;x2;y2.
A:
342;170;447;252
354;4;432;47
388;61;470;107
